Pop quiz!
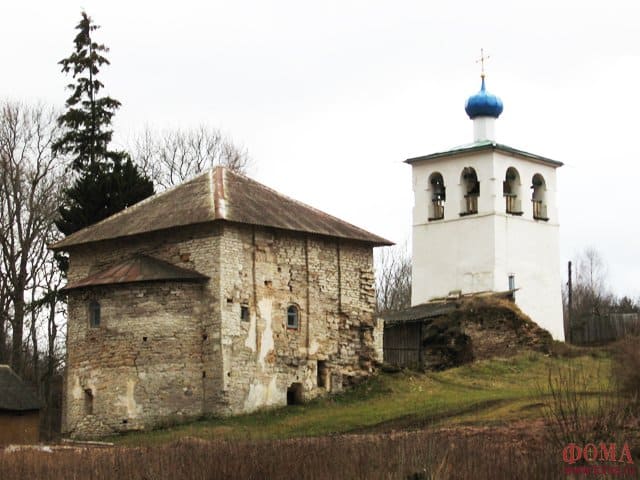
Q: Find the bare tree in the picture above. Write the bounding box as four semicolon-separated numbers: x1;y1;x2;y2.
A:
0;101;63;373
375;242;412;313
571;247;613;318
130;126;250;190
0;265;10;360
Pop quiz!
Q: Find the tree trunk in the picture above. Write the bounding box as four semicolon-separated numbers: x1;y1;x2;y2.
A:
43;291;59;439
10;290;24;373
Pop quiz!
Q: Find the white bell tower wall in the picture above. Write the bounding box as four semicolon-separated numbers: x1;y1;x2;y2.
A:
411;150;497;302
492;151;563;339
410;147;564;339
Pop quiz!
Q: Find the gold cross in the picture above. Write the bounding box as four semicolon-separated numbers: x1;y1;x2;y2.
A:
476;48;490;78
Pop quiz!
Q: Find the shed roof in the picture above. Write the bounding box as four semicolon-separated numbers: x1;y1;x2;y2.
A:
382;302;458;325
51;167;392;250
382;291;516;325
0;365;42;412
62;255;209;291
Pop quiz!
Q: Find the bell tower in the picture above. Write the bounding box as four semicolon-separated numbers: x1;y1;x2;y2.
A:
407;64;564;339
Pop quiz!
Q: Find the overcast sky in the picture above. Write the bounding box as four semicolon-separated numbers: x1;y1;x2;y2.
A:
2;1;639;299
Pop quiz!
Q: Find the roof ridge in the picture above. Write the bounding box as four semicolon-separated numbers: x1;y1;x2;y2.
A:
222;168;384;240
51;165;392;250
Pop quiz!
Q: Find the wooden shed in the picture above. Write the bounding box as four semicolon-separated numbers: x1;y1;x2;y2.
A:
0;365;42;445
382;292;551;371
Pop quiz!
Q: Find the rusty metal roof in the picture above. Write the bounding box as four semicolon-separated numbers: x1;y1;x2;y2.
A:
62;255;208;291
0;365;42;411
51;167;392;250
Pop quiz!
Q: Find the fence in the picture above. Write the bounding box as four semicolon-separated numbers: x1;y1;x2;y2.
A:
568;313;640;345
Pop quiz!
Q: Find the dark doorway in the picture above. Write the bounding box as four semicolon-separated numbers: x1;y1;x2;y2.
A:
286;382;303;405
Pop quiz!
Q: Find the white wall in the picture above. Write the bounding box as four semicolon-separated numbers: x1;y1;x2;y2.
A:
412;214;496;301
410;148;564;339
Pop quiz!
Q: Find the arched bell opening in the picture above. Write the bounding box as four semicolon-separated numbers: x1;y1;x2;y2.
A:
503;167;523;215
428;172;446;221
460;167;479;216
531;174;549;221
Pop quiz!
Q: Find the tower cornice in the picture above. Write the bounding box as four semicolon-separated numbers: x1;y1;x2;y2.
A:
405;141;563;168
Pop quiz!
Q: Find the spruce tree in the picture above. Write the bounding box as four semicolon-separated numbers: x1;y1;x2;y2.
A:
54;12;154;238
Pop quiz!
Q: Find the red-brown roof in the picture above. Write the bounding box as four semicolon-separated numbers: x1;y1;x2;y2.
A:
62;255;208;291
51;167;392;250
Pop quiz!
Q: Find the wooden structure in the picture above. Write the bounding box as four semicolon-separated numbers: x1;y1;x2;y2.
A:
381;291;553;371
382;302;458;369
568;313;640;345
0;365;42;445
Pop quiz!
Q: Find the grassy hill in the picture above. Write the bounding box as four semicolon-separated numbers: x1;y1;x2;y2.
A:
4;347;635;480
111;348;612;446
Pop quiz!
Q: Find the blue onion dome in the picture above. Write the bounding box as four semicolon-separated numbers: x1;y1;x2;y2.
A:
465;76;504;119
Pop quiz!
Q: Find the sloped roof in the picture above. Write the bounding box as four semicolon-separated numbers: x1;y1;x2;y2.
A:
51;167;392;250
62;255;209;291
382;291;516;325
405;140;563;168
0;365;42;412
382;302;458;325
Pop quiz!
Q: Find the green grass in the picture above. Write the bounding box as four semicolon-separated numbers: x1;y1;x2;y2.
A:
111;350;613;446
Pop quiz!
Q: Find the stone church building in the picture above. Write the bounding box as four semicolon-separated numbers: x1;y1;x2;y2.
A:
52;167;390;439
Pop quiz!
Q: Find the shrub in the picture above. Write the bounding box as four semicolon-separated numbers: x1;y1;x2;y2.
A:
542;361;631;453
612;336;640;401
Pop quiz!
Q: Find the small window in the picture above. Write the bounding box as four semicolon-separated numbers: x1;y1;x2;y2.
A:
240;305;250;322
84;388;94;415
89;301;100;328
508;275;515;291
287;305;299;329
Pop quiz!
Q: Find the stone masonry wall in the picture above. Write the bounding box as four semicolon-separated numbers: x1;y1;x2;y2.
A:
64;225;223;438
65;282;206;438
217;223;379;414
63;222;381;437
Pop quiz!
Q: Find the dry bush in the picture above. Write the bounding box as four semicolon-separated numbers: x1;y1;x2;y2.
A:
549;341;589;359
612;336;640;401
0;431;559;480
542;363;632;453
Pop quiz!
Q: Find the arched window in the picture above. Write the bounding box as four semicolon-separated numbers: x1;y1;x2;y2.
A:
89;300;101;328
287;305;299;329
460;167;479;216
503;167;523;215
531;174;549;221
428;172;445;221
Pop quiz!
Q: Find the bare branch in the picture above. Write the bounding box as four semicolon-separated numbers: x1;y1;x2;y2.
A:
375;242;411;314
130;126;250;190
